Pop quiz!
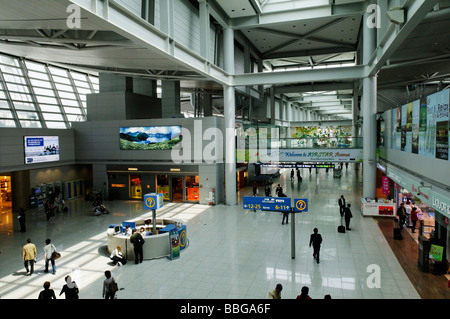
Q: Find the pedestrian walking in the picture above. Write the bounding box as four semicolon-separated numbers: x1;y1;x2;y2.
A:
268;283;283;299
282;210;289;225
18;208;26;232
309;228;323;264
38;281;56;299
411;207;418;233
130;228;145;264
43;239;57;274
344;203;353;230
59;275;79;299
252;180;258;196
296;168;301;182
22;238;37;276
102;270;118;299
296;286;312;299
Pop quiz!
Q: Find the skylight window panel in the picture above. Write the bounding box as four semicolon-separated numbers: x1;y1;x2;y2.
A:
0;109;13;118
52;75;71;85
13;101;35;111
42;112;64;121
33;87;55;96
0;119;16;127
48;66;68;77
6;83;29;94
55;83;74;92
39;104;60;113
60;99;79;107
64;106;82;114
9;92;32;102
45;121;66;129
20;120;41;128
74;80;90;89
2;72;26;84
36;95;58;105
66;114;83;122
58;91;77;100
30;78;53;89
25;61;46;72
28;70;49;80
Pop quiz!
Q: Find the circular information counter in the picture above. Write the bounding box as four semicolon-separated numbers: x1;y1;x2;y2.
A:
107;218;187;260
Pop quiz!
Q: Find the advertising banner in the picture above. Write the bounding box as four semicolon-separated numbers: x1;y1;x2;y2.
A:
169;231;180;260
382;176;390;195
429;244;444;262
24;136;60;164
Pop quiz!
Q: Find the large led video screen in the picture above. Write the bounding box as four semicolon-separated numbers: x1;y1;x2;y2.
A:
24;136;60;164
120;126;182;150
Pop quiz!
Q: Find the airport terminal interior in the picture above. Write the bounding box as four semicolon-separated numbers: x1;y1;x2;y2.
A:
0;0;450;300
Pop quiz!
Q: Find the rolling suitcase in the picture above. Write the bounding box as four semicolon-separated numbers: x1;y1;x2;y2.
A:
338;216;346;233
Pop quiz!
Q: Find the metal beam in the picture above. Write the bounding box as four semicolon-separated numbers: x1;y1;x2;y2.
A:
233;65;364;87
367;0;438;76
230;2;365;29
66;0;231;86
275;82;354;94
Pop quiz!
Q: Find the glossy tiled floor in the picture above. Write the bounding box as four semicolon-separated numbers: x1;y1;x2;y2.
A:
0;165;420;299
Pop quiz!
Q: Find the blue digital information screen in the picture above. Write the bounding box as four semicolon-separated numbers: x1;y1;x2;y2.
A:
243;196;291;211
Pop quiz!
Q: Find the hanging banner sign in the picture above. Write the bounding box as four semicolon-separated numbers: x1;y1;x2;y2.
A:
277;149;363;162
243;196;291;211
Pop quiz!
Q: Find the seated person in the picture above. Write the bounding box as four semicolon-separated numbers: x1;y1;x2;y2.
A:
110;245;126;266
124;225;132;236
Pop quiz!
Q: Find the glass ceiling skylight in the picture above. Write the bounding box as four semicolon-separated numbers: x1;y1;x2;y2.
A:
0;54;98;129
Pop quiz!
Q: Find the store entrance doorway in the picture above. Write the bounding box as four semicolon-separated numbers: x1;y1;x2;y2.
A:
130;175;142;199
0;176;12;230
171;177;183;202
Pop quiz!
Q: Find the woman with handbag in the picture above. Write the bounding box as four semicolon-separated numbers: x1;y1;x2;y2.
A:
43;238;58;274
103;270;118;299
59;275;79;299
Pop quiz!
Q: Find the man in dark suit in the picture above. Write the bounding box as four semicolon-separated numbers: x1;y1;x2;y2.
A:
344;204;353;230
338;195;346;217
309;228;323;264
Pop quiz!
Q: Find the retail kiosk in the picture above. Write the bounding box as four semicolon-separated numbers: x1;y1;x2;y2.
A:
361;197;397;217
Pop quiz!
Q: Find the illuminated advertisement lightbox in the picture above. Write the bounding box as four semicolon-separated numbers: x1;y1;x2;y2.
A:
120;126;182;150
24;136;60;164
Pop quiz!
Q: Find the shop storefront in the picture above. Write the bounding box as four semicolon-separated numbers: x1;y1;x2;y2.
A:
383;162;449;274
107;165;200;203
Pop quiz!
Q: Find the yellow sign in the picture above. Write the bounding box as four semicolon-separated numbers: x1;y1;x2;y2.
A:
145;197;155;208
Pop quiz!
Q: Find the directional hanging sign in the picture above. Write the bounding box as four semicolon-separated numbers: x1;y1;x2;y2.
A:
293;198;308;212
243;196;291;211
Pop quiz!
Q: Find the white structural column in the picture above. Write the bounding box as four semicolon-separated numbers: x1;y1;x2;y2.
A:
362;10;377;198
223;27;237;206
